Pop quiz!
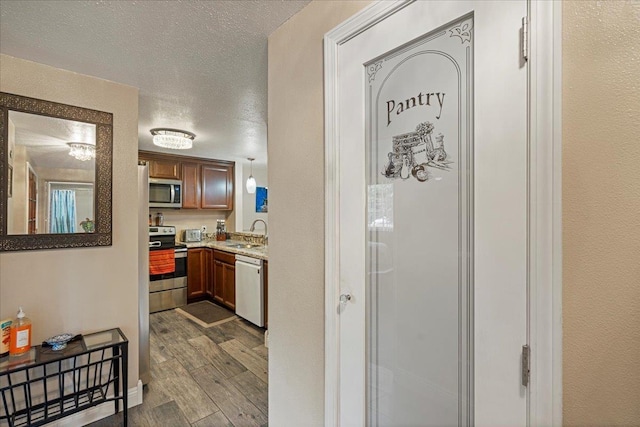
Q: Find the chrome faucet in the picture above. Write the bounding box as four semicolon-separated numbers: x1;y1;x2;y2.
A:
250;219;268;245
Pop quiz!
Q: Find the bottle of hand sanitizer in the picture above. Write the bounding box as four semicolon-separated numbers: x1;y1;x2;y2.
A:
9;307;32;356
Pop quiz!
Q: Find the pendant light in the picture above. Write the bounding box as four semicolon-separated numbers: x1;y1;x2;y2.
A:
246;158;257;194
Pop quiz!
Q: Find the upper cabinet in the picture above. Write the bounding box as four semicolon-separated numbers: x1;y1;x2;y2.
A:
201;163;234;209
149;158;181;180
181;162;201;209
140;151;234;210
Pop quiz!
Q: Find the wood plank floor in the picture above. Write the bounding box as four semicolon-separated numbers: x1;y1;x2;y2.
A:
87;309;268;427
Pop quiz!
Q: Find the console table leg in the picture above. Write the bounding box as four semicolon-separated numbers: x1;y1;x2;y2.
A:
122;342;128;426
113;345;120;416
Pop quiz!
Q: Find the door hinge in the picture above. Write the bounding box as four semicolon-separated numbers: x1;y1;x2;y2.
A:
521;344;531;387
521;17;529;62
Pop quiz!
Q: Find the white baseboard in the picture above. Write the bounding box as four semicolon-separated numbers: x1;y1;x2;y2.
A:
48;379;143;427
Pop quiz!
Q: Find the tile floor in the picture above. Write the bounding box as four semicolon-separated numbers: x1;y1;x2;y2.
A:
88;308;268;426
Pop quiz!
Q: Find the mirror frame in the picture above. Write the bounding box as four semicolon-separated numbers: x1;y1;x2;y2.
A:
0;92;113;251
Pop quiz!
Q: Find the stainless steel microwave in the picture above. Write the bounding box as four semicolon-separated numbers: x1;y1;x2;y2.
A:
149;178;182;208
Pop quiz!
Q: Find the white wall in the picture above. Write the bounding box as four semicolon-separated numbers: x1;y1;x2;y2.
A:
267;1;371;424
242;161;268;232
0;54;140;389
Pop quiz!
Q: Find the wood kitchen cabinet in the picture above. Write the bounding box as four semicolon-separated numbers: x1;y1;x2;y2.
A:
213;259;224;305
204;248;214;298
201;163;234;210
139;151;234;210
187;247;235;310
213;250;236;310
187;248;208;301
149;158;182;180
182;162;234;210
181;162;201;209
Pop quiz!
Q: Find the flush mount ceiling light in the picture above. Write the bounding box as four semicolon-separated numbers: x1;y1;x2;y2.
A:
150;128;196;150
246;158;256;194
67;142;95;161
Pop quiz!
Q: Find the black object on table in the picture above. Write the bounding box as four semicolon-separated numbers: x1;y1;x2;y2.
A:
0;328;128;427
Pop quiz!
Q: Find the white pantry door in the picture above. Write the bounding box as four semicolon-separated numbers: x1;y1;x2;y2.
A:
328;1;529;426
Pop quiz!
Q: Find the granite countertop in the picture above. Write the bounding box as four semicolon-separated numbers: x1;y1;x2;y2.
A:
179;239;268;260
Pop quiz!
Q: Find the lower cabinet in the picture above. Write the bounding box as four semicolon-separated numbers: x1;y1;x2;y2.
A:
213;259;224;304
205;248;214;297
213;250;236;310
187;248;208;301
188;248;266;317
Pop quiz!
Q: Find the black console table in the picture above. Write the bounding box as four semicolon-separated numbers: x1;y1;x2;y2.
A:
0;328;128;427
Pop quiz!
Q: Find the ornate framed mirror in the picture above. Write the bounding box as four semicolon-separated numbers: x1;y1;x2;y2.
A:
0;92;112;251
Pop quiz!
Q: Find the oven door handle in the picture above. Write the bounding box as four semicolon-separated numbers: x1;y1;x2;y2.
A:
149;241;162;248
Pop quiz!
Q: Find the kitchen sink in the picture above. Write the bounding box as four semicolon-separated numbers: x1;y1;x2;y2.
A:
223;242;264;249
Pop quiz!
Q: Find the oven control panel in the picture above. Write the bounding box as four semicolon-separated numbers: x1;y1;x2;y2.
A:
149;226;176;236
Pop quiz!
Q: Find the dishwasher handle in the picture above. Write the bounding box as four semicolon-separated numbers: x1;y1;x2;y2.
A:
235;254;262;266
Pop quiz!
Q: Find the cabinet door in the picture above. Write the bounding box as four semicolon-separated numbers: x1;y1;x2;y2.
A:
182;162;201;209
187;248;207;300
149;158;181;179
213;259;225;304
205;249;214;297
223;262;236;310
201;164;234;209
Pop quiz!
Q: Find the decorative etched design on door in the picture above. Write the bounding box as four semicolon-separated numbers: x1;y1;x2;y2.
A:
381;121;451;182
367;61;383;82
448;19;473;44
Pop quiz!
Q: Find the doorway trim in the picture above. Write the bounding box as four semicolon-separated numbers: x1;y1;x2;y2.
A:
323;0;562;425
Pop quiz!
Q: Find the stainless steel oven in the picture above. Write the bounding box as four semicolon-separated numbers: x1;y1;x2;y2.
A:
149;226;187;313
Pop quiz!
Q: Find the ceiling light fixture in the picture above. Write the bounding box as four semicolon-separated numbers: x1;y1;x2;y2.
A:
67;142;95;161
150;128;196;150
246;158;256;194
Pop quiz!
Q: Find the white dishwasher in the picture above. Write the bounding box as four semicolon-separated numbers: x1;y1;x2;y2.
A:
235;254;264;327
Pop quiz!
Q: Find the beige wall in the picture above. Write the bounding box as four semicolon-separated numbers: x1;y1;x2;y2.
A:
563;2;640;425
0;54;140;389
267;1;370;424
155;208;227;240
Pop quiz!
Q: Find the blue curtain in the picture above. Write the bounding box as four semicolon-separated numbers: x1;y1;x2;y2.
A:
50;190;77;233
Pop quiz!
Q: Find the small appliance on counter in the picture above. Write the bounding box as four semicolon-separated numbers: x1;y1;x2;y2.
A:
182;229;202;242
216;219;227;241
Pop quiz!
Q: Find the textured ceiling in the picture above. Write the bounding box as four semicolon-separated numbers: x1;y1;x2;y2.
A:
0;0;311;164
10;111;96;171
